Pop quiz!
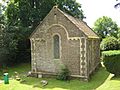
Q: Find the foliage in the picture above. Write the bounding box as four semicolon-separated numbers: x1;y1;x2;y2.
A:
102;50;120;76
0;0;85;66
57;0;85;20
0;15;5;47
6;0;85;29
0;63;30;79
117;28;120;38
56;65;70;81
100;36;119;51
0;5;1;13
0;12;7;65
93;16;118;38
118;38;120;49
0;1;5;14
0;13;30;65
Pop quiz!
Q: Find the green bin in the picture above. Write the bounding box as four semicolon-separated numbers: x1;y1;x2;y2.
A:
4;73;9;84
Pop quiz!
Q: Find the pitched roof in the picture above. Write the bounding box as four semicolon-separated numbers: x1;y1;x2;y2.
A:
57;7;99;38
30;6;99;39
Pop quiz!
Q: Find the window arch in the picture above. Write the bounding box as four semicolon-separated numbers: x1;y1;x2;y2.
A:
53;35;60;59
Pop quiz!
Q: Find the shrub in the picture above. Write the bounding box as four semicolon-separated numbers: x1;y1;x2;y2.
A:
102;50;120;76
100;36;118;51
56;65;70;81
118;38;120;50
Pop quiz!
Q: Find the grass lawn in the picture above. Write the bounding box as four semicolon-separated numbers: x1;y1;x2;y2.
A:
96;74;120;90
0;63;119;90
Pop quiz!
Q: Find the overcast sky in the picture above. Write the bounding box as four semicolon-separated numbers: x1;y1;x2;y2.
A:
76;0;120;27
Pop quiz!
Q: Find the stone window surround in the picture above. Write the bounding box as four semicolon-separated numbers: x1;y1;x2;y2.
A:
52;33;61;60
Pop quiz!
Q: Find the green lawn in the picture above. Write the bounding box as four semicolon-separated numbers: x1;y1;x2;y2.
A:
0;63;119;90
96;74;120;90
0;63;30;80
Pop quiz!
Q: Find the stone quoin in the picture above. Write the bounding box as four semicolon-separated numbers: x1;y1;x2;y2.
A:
29;6;100;81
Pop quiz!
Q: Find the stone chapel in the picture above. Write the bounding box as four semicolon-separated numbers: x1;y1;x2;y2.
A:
30;6;100;80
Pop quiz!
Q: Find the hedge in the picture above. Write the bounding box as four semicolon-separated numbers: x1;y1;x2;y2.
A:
100;36;118;51
118;38;120;49
102;50;120;76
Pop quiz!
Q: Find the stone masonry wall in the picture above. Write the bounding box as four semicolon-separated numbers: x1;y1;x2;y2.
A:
87;39;100;75
30;7;100;79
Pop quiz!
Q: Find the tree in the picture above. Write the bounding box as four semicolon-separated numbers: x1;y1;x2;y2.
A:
6;0;85;29
0;4;8;65
93;16;118;38
1;0;85;65
0;3;2;14
0;15;5;48
0;1;23;65
117;28;120;38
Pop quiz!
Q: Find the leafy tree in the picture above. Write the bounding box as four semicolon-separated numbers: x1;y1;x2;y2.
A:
0;15;4;49
0;1;24;65
6;0;85;35
1;0;85;65
117;28;120;38
0;3;2;14
100;36;119;51
0;7;7;65
6;0;85;29
93;16;118;38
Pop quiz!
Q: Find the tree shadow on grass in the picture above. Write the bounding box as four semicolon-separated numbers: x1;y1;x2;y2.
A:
19;67;110;90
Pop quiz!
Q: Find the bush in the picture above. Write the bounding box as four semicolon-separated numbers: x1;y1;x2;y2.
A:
102;50;120;76
118;39;120;50
100;36;118;51
56;65;70;81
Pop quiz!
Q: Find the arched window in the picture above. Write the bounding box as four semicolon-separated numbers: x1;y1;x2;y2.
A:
53;35;60;59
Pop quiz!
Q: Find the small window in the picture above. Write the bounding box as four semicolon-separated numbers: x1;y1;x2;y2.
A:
53;35;60;59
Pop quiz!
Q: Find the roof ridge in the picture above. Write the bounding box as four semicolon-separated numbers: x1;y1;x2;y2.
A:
30;6;99;39
57;8;99;38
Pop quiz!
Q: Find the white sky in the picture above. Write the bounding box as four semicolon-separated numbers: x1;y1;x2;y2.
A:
1;0;120;27
76;0;120;27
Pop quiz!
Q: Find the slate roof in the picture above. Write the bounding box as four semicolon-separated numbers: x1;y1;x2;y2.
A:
57;7;99;38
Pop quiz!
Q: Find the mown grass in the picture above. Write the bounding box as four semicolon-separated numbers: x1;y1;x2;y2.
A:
0;63;30;80
96;74;120;90
0;63;110;90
